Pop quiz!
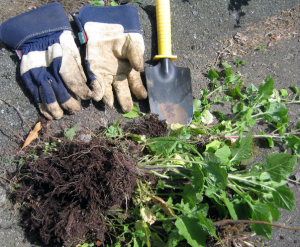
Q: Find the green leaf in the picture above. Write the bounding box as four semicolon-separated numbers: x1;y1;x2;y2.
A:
166;229;182;247
110;0;118;6
183;164;204;206
231;133;253;162
207;69;219;81
266;203;281;222
147;137;201;157
205;188;228;217
135;220;151;247
215;145;231;166
262;152;297;182
220;191;238;220
202;152;227;189
272;185;294;211
90;1;104;6
250;202;273;239
193;99;201;113
212;111;228;121
258;76;274;100
201;109;213;125
262;102;288;123
256;45;264;50
121;103;144;118
64;125;81;141
232;102;246;114
175;212;217;247
279;89;288;97
128;134;147;144
291;86;299;94
285;135;300;157
150;232;165;247
106;119;122;137
205;140;221;152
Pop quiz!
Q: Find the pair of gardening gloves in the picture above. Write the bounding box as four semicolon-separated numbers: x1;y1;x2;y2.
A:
0;2;147;120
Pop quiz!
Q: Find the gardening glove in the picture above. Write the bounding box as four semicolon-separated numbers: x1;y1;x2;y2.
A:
72;5;148;113
0;3;93;120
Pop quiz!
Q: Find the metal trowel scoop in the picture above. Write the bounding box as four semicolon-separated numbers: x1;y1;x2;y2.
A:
145;0;193;125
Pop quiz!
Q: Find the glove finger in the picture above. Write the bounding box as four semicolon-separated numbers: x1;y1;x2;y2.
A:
21;66;64;120
127;69;148;100
102;74;115;108
59;31;92;100
113;74;133;113
46;70;81;115
125;33;145;72
86;60;105;102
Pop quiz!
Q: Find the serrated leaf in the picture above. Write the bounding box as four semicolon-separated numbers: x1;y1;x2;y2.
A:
285;135;300;157
262;102;288;123
202;152;227;189
231;133;253;162
147;137;201;156
258;76;274;100
262;152;297;182
250;202;273;239
272;185;294;211
175;214;212;247
266;203;281;222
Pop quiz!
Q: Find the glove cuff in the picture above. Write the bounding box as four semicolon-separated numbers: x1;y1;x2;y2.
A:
0;3;71;49
75;5;141;34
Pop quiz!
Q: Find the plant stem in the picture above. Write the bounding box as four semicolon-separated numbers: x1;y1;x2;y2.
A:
212;132;300;140
214;219;300;230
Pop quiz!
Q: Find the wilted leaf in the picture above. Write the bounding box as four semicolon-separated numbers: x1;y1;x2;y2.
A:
152;195;174;216
140;206;156;225
22;122;42;149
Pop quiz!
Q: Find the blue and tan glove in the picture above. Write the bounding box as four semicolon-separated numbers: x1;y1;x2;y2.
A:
72;5;147;113
0;3;93;119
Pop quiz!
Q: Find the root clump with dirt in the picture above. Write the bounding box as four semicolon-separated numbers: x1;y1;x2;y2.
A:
10;114;167;246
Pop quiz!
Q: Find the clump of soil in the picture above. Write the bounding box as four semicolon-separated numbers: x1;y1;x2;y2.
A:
124;114;168;138
7;114;168;246
12;136;140;246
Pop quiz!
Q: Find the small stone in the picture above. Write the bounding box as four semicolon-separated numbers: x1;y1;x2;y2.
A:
79;134;92;143
192;11;198;15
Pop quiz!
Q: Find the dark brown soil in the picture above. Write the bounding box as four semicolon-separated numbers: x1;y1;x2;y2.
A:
12;137;139;246
9;114;167;246
124;114;168;138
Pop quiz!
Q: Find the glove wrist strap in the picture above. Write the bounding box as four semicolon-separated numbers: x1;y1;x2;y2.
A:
0;3;71;49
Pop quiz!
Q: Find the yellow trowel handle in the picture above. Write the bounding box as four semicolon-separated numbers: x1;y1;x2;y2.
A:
153;0;177;60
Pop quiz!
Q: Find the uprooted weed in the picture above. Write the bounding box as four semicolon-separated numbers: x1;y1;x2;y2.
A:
8;114;167;246
11;136;140;246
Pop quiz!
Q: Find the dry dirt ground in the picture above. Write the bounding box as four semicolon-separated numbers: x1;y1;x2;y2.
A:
0;0;300;246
